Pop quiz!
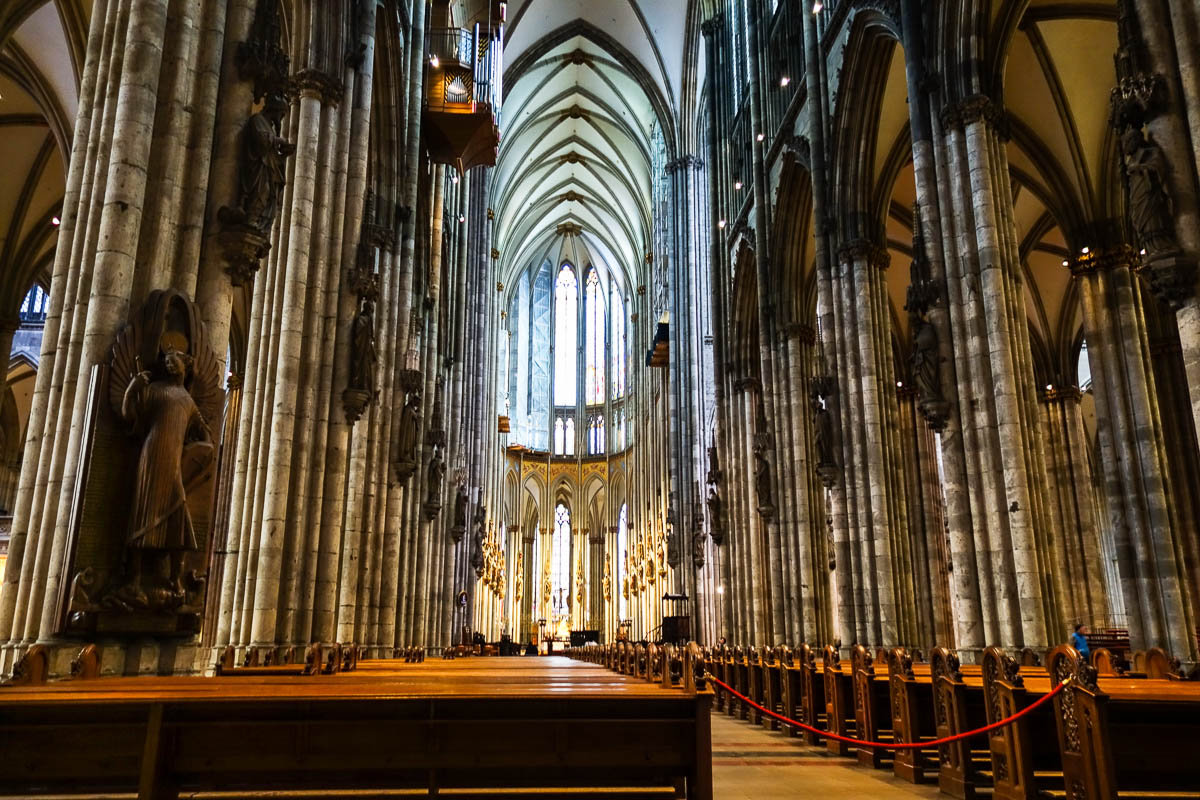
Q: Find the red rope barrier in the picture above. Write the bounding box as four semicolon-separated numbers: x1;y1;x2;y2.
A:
705;671;1071;750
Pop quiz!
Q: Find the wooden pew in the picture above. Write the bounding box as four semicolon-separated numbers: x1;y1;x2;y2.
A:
4;653;714;799
850;644;893;768
745;646;763;724
822;644;854;756
887;647;938;783
760;645;782;731
981;646;1064;800
798;643;827;746
931;647;991;799
1047;645;1200;799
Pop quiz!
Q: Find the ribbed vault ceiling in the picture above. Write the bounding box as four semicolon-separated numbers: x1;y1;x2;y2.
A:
0;0;85;309
494;0;696;291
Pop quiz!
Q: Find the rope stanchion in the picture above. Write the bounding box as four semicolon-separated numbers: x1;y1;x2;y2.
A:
705;671;1070;750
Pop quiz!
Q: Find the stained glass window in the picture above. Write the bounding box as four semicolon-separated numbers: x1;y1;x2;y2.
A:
611;288;626;399
554;265;578;407
553;503;571;616
585;268;606;405
564;416;575;456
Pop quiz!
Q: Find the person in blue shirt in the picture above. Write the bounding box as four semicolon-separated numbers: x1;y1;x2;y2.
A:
1071;623;1091;661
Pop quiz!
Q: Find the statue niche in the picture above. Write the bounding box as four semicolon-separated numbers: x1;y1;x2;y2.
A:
62;289;223;636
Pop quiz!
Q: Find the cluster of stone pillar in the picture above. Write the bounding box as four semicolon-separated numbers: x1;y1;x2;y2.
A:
0;0;504;676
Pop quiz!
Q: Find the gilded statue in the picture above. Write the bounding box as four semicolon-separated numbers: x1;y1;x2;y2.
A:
107;290;222;612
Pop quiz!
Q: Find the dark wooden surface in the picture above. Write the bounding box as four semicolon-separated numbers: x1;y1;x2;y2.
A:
1;655;712;800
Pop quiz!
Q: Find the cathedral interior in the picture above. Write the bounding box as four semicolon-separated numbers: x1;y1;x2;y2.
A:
1;0;1200;796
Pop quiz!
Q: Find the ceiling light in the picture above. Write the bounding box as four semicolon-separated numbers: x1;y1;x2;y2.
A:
717;585;725;595
1140;248;1147;256
780;76;790;87
1045;384;1053;391
1081;246;1090;255
756;132;765;142
430;55;440;68
1062;260;1070;267
451;174;459;184
734;181;743;190
896;381;903;388
458;214;466;223
51;216;61;226
813;2;823;12
718;219;726;229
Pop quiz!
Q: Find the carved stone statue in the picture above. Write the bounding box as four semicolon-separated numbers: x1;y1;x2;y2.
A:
910;313;939;401
812;395;835;468
422;447;445;521
451;484;468;543
706;485;725;546
1122;127;1178;257
349;297;377;393
691;516;706;569
395;389;422;479
754;447;775;518
106;290;222;614
237;92;294;234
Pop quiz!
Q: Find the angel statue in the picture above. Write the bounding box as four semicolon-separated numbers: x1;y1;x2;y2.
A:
108;289;221;613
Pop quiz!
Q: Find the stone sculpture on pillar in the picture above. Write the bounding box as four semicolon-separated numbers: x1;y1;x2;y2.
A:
343;261;380;422
219;0;293;286
705;446;726;546
691;509;706;570
810;376;839;487
471;503;486;578
66;290;223;634
666;493;681;569
423;446;446;521
1110;0;1196;309
904;209;950;430
393;372;422;482
451;483;468;543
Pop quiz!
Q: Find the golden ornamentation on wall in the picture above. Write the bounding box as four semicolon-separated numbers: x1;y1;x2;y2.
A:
514;549;523;607
603;560;611;603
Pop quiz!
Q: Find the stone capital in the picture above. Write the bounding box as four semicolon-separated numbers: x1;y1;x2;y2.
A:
291;69;344;105
837;238;890;270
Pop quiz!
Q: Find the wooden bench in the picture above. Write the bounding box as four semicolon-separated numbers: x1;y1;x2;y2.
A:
850;644;894;768
3;654;713;800
1047;645;1200;799
886;647;939;783
822;644;854;756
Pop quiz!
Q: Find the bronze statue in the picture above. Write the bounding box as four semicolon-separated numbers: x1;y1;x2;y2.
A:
107;290;222;613
1122;127;1177;257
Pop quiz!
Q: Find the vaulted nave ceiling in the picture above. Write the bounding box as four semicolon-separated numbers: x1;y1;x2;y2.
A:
0;0;87;311
875;0;1118;385
494;0;700;291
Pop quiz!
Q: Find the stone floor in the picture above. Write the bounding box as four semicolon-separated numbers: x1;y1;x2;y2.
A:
711;712;943;799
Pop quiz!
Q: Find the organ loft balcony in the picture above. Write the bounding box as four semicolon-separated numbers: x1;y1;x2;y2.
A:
423;3;504;172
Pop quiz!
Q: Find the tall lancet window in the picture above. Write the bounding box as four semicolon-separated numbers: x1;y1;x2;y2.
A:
553;503;571;616
585;267;606;405
617;502;628;621
611;288;626;399
554;265;578;407
564;417;575;456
